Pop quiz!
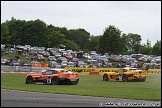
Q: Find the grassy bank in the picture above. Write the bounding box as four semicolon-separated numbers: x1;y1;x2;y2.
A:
1;73;161;101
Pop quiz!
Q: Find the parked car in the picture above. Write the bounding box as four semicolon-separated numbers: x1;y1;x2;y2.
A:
49;61;59;68
10;60;21;66
25;68;79;85
55;53;62;58
1;59;10;65
72;57;79;63
48;56;56;61
79;62;89;68
83;53;91;59
43;51;50;57
67;61;75;67
37;54;45;61
61;51;67;57
57;57;67;63
61;61;68;68
65;53;73;60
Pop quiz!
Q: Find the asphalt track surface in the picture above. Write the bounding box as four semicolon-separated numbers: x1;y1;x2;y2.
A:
1;89;161;107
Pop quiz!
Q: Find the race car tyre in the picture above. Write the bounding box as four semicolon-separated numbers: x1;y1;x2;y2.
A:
123;75;128;82
142;78;146;82
52;77;60;85
103;74;108;81
26;76;34;84
71;79;79;85
141;77;146;82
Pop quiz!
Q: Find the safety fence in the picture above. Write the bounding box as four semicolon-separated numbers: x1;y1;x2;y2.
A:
64;67;161;74
147;69;161;74
1;66;161;74
1;65;44;72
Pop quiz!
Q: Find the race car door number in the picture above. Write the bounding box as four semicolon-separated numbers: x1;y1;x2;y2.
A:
47;78;51;84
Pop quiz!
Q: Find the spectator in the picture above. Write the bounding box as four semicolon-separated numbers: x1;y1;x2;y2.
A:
146;65;149;70
16;54;20;60
117;63;120;68
10;58;13;62
16;49;18;54
137;64;140;68
121;64;126;68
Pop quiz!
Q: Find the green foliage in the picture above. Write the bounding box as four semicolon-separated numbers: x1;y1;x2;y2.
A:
99;25;123;54
1;73;161;101
1;17;161;55
152;40;161;56
63;39;80;51
125;33;142;53
89;36;100;51
139;44;152;55
65;28;90;50
1;23;10;44
47;30;65;47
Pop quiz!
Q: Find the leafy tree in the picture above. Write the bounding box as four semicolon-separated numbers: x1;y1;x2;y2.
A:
2;17;161;56
63;39;80;51
47;30;65;48
126;33;142;53
152;40;161;56
139;44;152;55
120;33;127;54
89;35;100;52
5;17;25;45
24;19;48;47
65;28;90;50
1;23;10;44
99;25;122;54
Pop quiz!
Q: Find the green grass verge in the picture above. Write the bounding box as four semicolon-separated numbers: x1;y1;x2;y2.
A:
1;73;161;101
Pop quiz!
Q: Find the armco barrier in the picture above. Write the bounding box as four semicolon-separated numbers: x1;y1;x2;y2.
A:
64;67;119;73
64;67;161;74
1;71;36;74
1;65;44;72
147;69;161;74
1;66;161;74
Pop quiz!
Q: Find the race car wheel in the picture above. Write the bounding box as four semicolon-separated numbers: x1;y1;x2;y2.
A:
141;77;146;82
52;77;60;85
143;77;146;81
123;75;128;82
71;79;79;85
26;76;34;84
103;74;108;81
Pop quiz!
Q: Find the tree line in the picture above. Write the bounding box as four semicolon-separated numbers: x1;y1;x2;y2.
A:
1;17;161;56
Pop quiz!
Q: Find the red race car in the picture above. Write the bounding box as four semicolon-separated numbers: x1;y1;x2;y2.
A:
25;68;79;85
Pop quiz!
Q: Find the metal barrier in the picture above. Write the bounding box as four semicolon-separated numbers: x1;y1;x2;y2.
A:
1;65;44;72
10;66;16;72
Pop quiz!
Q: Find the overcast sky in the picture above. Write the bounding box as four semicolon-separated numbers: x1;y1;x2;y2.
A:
1;1;161;47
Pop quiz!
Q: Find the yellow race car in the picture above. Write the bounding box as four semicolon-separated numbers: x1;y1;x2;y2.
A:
103;67;147;82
